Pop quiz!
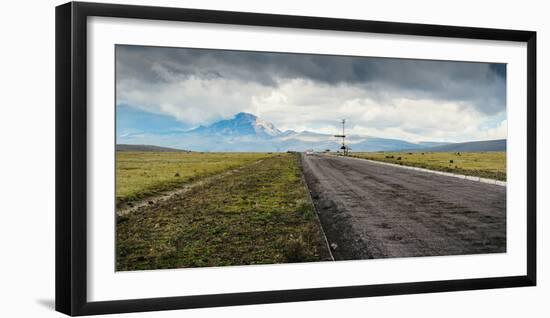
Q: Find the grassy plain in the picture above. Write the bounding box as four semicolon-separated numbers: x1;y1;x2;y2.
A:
116;153;330;270
351;151;506;181
116;152;274;205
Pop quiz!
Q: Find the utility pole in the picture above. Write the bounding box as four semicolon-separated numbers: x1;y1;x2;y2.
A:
334;119;347;156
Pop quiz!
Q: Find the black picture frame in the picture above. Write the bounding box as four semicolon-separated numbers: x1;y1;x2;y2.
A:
55;1;537;316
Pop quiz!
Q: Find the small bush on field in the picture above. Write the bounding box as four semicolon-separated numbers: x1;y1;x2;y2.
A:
117;215;129;225
449;160;454;164
282;235;310;262
295;199;313;220
396;157;402;160
385;155;394;159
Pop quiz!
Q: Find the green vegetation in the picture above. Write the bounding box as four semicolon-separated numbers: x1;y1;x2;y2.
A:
116;152;274;205
351;151;506;181
116;153;329;270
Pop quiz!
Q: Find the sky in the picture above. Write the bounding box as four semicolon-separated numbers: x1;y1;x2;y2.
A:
116;45;507;143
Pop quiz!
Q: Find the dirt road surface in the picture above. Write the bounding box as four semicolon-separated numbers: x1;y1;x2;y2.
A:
300;153;506;260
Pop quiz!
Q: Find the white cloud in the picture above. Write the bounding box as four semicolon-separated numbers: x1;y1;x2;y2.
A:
118;76;265;126
118;72;506;143
248;79;501;142
475;119;507;141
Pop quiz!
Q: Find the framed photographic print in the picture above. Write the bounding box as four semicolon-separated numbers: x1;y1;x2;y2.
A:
55;1;536;316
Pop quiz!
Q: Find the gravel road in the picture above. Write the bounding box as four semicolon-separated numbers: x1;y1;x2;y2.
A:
300;153;506;260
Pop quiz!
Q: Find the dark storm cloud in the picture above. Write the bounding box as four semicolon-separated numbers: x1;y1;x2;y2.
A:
116;45;506;115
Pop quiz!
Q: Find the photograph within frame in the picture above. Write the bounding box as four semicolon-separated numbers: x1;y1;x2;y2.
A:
115;44;508;272
55;2;536;316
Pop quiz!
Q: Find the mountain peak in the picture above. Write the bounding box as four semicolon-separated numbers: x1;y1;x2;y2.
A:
234;112;258;121
190;112;281;138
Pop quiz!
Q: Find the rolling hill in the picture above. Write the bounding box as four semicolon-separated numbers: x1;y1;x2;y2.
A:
420;139;506;152
116;144;188;152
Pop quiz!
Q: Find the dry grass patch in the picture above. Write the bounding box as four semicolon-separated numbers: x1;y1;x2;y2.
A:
116;153;330;271
116;152;274;205
351;151;506;181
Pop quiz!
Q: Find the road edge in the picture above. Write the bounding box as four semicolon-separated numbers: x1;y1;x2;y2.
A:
297;153;335;261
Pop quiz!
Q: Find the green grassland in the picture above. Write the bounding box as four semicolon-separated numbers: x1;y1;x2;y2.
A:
116;152;274;205
350;151;506;181
116;153;330;270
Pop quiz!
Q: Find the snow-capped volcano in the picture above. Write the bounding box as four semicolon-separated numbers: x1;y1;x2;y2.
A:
117;111;456;152
189;112;282;138
157;112;430;151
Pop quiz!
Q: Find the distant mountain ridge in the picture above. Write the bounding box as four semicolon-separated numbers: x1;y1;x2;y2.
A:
417;139;506;152
168;112;430;152
116;144;187;152
117;111;505;152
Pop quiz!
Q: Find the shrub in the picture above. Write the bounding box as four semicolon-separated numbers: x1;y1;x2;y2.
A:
449;159;454;164
295;199;313;220
396;157;402;160
283;235;310;262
